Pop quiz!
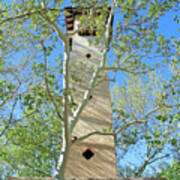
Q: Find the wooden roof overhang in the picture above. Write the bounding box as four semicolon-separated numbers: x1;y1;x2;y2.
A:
64;6;114;48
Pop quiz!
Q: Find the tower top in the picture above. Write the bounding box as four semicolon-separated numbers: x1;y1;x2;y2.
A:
64;6;114;36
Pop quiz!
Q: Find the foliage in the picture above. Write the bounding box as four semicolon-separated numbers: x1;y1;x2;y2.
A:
157;160;180;180
112;71;180;177
0;0;180;179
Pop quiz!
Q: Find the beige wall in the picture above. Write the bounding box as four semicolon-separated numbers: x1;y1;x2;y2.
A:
64;34;117;179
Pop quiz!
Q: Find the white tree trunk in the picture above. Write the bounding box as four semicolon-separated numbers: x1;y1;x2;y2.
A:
53;127;71;180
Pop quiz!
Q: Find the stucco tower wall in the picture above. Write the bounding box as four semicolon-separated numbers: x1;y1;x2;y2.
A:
64;30;117;178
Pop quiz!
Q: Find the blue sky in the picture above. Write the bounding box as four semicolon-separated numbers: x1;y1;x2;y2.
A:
110;8;179;176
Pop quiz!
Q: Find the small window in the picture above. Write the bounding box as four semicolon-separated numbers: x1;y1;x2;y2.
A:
69;38;73;51
86;53;91;59
82;148;94;160
89;95;93;100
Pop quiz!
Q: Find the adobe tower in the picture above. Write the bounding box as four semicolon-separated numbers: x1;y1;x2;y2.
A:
64;7;117;179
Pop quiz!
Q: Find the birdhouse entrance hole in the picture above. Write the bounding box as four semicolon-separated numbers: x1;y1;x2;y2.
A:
82;148;94;160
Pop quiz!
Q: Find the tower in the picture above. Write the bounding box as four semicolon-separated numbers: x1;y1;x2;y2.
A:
64;7;117;179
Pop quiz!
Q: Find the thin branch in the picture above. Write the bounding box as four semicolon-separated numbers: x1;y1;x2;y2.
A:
75;131;115;142
24;161;50;176
116;120;146;135
75;119;146;142
39;7;71;179
149;154;170;165
162;103;179;108
115;106;163;136
39;9;70;145
119;54;134;65
135;148;163;176
11;109;39;124
0;98;17;137
105;66;154;74
135;159;149;177
0;79;21;107
0;8;63;25
144;106;161;119
1;6;66;42
39;12;66;42
0;11;39;25
95;76;116;87
68;95;75;115
40;41;63;121
74;105;163;143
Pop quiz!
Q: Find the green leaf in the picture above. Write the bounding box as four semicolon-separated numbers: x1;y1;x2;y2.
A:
154;131;161;138
170;138;177;146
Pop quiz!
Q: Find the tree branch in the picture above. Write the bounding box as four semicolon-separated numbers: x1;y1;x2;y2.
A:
0;98;17;137
0;11;39;25
40;41;63;121
116;120;146;135
149;154;170;165
24;161;50;176
144;106;162;119
0;79;21;107
74;119;146;143
39;6;71;179
39;8;70;145
0;8;62;25
39;11;66;42
105;66;154;74
135;147;163;176
75;131;115;143
74;104;164;143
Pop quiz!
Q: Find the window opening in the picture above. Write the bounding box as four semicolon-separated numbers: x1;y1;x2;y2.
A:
82;148;94;160
69;38;73;51
86;53;92;59
89;95;93;100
